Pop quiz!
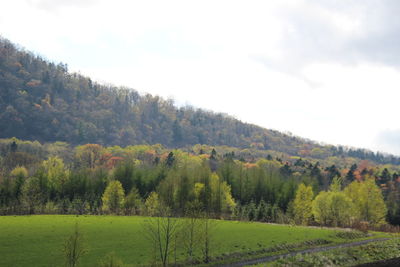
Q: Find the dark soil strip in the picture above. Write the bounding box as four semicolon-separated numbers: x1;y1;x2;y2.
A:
219;238;391;267
354;257;400;267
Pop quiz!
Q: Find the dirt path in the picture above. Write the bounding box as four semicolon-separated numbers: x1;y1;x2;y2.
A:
219;238;391;267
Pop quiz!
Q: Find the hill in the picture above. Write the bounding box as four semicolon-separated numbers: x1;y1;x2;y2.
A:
0;37;398;165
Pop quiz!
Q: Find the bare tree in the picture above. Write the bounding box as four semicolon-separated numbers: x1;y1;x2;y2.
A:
181;201;202;263
200;213;217;264
63;223;88;267
142;206;181;267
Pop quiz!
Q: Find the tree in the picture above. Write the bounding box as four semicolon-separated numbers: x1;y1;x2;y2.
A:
328;191;354;227
209;149;218;171
345;164;357;183
345;178;387;226
210;149;217;160
312;190;354;227
165;152;175;168
181;201;203;262
10;166;28;204
42;157;69;195
10;141;17;153
102;180;125;214
312;177;358;227
63;223;88;267
386;189;400;225
21;176;42;214
113;162;135;195
209;173;236;216
124;187;142;215
172;120;183;144
200;213;217;263
379;168;391;185
75;144;103;169
142;206;181;267
256;199;268;222
293;183;314;225
175;172;193;214
145;191;160;216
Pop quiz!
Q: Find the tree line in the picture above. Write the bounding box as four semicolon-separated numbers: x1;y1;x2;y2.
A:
0;138;398;227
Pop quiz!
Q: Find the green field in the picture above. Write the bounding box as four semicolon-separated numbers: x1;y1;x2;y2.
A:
0;215;385;267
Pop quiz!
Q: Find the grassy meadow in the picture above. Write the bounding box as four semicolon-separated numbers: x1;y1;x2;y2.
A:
0;215;388;267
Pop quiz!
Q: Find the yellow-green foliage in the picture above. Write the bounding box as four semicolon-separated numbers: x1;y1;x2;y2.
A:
344;177;387;226
194;182;205;198
312;191;354;227
145;191;160;216
102;181;125;214
42;157;68;192
293;183;314;225
75;144;104;169
209;173;236;213
312;177;354;227
10;166;28;178
312;191;330;225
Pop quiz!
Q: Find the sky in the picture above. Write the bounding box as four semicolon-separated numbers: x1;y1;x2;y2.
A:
1;0;400;155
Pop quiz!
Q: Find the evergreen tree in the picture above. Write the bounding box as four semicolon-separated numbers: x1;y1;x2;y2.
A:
165;152;175;167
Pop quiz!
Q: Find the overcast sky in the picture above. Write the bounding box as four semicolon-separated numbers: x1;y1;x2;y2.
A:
2;0;400;155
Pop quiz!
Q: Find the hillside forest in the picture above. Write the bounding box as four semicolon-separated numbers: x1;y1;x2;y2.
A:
1;37;400;166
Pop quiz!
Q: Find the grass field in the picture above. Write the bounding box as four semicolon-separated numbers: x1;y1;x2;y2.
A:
0;215;387;267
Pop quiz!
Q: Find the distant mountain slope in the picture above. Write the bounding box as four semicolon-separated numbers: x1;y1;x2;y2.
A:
0;37;398;165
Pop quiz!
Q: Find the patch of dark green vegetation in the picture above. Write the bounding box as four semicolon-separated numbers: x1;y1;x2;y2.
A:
334;230;370;240
202;239;332;266
270;239;400;267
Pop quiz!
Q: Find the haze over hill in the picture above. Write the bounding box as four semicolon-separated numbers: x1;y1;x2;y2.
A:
1;37;399;165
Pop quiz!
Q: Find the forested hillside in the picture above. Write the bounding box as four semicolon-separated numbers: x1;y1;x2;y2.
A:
0;37;399;165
